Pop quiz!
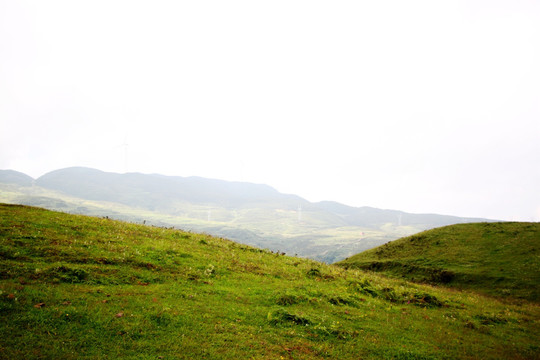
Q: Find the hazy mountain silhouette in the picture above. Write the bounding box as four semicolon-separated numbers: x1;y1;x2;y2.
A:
36;167;306;211
315;201;476;227
0;169;34;186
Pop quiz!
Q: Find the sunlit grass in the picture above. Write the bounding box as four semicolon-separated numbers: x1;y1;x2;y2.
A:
1;204;539;359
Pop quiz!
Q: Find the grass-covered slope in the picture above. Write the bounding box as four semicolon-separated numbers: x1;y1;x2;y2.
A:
1;205;539;359
337;222;540;302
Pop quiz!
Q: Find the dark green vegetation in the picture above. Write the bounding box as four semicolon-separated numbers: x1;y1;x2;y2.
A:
1;204;539;359
337;223;540;302
0;167;490;263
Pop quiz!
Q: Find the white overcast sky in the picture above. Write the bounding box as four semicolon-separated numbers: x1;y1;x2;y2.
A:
1;0;539;221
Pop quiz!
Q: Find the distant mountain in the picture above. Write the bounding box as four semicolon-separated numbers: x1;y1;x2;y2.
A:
0;169;34;186
315;201;480;227
36;167;305;211
1;167;493;262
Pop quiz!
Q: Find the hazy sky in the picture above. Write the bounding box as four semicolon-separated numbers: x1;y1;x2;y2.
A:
1;0;539;221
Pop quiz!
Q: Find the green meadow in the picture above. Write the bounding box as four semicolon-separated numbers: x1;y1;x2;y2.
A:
1;204;539;359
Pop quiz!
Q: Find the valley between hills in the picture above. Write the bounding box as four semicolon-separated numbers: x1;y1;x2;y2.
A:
0;167;492;263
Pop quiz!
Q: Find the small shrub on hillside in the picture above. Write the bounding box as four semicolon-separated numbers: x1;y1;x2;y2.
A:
306;268;334;280
405;292;443;307
348;278;444;307
38;265;89;284
464;320;477;329
310;322;357;340
327;295;356;307
428;269;455;284
348;278;379;297
267;308;311;326
380;287;400;303
275;293;306;306
306;268;321;277
408;234;427;244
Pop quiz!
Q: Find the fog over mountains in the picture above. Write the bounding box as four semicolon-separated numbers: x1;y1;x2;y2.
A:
0;167;492;262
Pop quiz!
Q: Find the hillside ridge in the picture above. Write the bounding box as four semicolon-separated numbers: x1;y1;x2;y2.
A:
337;222;540;302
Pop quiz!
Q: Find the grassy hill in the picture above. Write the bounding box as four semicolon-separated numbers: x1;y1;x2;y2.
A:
337;222;540;302
1;204;539;359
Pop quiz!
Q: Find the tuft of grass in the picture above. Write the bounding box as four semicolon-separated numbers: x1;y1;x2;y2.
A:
268;308;312;326
1;204;539;359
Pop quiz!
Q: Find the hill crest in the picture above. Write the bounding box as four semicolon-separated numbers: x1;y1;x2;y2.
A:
337;222;540;302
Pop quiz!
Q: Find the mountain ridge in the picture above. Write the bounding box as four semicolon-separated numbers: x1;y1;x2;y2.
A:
3;167;491;222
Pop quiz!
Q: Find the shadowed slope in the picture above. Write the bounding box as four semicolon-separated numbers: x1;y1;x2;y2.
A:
337;222;540;302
